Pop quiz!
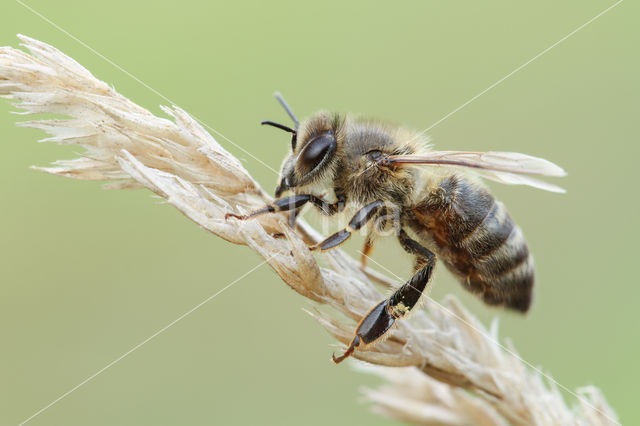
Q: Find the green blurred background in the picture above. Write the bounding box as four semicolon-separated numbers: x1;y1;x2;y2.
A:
1;1;637;425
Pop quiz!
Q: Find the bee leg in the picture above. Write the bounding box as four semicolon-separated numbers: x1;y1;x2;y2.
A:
287;207;302;227
310;200;385;251
332;300;394;363
225;194;343;221
332;229;435;364
389;229;436;317
225;194;312;220
360;233;375;268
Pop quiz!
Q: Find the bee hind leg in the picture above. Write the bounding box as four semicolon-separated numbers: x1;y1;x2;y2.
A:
332;229;435;364
389;229;436;316
332;300;394;363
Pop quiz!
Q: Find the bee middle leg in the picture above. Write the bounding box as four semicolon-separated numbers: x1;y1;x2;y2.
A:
332;229;436;363
310;200;385;251
360;232;375;268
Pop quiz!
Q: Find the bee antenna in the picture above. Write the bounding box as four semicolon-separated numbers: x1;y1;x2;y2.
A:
261;120;298;150
273;92;299;129
261;120;296;134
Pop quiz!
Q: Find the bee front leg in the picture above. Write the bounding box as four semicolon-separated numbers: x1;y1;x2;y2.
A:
333;229;436;364
310;200;385;251
225;194;344;221
225;194;313;220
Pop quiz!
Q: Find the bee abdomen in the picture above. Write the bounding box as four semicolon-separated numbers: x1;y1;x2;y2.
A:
419;176;534;312
466;225;534;312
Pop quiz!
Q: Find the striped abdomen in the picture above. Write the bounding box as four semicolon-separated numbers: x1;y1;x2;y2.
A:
411;176;534;312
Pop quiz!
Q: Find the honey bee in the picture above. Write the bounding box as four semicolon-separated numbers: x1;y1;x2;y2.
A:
226;94;565;363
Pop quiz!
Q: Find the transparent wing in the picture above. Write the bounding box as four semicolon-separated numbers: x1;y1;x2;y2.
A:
387;151;567;193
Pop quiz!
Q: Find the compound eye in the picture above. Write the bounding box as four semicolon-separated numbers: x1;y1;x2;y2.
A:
298;132;336;175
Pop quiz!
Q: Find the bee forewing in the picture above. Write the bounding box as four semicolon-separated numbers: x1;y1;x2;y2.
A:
473;170;566;193
388;151;566;192
389;151;566;176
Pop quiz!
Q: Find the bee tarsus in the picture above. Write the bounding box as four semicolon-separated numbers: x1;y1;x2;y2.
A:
225;193;345;222
333;230;436;363
310;200;385;251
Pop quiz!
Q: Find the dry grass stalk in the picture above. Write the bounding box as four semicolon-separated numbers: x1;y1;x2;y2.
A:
0;35;618;426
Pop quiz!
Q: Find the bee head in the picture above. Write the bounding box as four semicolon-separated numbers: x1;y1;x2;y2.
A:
263;97;341;197
270;115;339;197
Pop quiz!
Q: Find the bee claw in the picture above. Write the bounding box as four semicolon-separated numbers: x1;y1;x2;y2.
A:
332;336;360;364
225;213;243;220
331;352;348;364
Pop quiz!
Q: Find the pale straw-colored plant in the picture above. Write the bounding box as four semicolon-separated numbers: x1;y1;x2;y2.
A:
0;35;619;426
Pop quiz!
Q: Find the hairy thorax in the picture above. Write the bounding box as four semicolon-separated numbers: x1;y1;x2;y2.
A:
336;119;417;207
